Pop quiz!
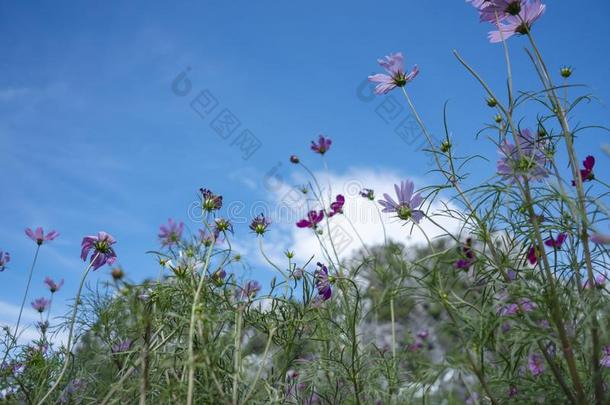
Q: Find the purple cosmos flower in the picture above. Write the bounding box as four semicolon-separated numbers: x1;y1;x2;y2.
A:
497;129;549;181
454;238;476;270
249;213;271;235
44;277;64;293
527;244;539;265
328;195;345;217
211;268;226;285
508;386;518;398
591;231;610;245
31;297;50;313
111;339;133;353
80;232;117;270
0;251;9;272
407;342;424;352
200;188;223;212
378;180;424;223
544;233;567;248
290;155;300;164
368;52;419;95
601;346;610;368
528;353;545;376
314;262;332;301
572;155;595;186
498;298;535;316
359;188;375;201
239;280;262;300
158;218;184;247
310;135;332;155
417;329;429;340
296;210;325;229
488;0;546;43
25;227;59;246
477;0;523;23
584;274;606;289
199;228;218;247
59;378;86;405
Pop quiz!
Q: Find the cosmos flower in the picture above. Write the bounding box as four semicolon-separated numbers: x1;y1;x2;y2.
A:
528;353;545;376
199;228;219;247
44;277;64;293
359;188;375;201
498;298;536;316
314;262;332;301
31;297;50;313
497;129;549;181
378;180;424;223
488;0;546;43
214;218;233;234
572;155;595;186
80;232;117;270
290;155;300;164
583;274;606;289
111;339;133;353
239;280;262;300
25;227;59;246
544;233;567;248
477;0;523;23
417;329;429;340
527;245;539;265
0;251;9;272
249;213;271;235
296;210;325;229
508;386;518;398
158;218;184;247
310;135;332;155
59;378;86;405
328;195;345;217
200;188;223;212
591;231;610;245
368;52;419;95
454;238;476;270
601;346;610;368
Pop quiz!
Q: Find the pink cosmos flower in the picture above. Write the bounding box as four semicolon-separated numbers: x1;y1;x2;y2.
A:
591;231;610;245
528;353;545;376
296;210;325;229
478;0;523;23
527;244;538;265
583;274;606;289
158;218;184;247
80;232;117;270
488;0;546;43
31;297;50;313
44;277;64;293
310;135;332;155
328;195;345;217
572;155;595;186
25;227;59;246
368;52;419;95
544;233;567;248
378;180;424;223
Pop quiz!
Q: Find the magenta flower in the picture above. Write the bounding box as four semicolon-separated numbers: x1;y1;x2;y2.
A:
601;346;610;368
572;155;595;186
497;129;548;181
158;218;184;247
488;0;546;43
498;298;536;316
310;135;332;155
80;232;117;270
31;297;50;313
44;277;64;293
378;180;424;223
584;274;606;289
544;233;567;248
314;262;332;301
249;213;271;236
239;280;262;300
25;227;59;246
0;251;9;272
528;353;545;376
328;195;345;217
296;210;325;229
527;245;538;265
454;238;476;270
591;231;610;245
199;228;218;247
417;329;429;340
368;52;419;95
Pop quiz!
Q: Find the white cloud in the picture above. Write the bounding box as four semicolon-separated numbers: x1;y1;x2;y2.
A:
238;166;462;271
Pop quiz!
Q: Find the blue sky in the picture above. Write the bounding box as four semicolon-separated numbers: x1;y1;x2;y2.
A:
1;1;609;336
